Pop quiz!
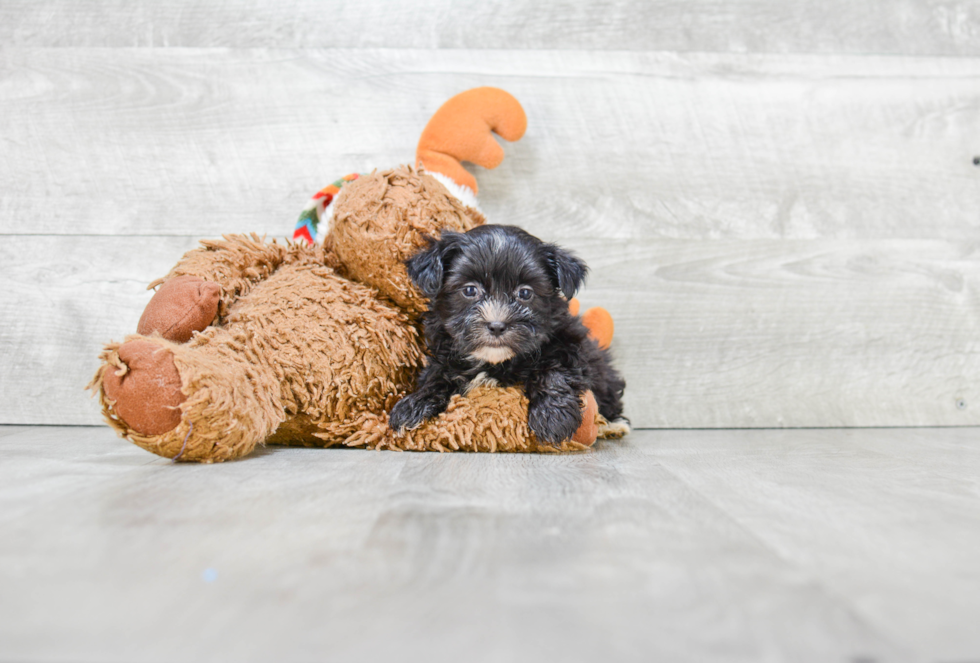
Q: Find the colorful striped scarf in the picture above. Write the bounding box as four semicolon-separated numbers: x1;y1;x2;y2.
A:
293;173;360;244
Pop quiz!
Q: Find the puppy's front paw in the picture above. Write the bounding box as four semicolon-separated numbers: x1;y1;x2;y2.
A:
528;399;582;446
388;393;443;433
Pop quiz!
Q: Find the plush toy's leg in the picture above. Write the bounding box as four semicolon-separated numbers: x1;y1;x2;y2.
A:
416;87;527;195
351;385;598;453
92;261;425;462
92;329;286;463
572;391;599;446
89;236;345;462
150;233;339;322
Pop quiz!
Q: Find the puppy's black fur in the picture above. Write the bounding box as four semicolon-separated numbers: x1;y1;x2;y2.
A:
389;224;627;444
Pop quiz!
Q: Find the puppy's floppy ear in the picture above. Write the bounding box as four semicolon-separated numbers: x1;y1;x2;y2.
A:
405;231;465;298
541;243;588;299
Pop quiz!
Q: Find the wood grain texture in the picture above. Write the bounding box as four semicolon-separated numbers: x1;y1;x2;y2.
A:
2;0;979;56
3;426;980;661
572;237;980;427
646;427;980;661
0;235;202;425
3;235;977;428
2;49;978;240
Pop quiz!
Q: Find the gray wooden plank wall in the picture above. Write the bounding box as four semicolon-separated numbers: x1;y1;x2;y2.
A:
1;2;979;428
4;0;980;56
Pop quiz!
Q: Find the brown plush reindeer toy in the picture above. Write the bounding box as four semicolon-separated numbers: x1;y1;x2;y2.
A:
89;88;622;463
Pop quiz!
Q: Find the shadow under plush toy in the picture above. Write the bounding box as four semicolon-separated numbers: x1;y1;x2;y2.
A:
88;87;627;463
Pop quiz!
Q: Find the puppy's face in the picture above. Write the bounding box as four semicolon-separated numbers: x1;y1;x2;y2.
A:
406;225;587;364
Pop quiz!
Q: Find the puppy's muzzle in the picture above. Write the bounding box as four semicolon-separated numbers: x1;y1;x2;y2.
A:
479;300;510;335
487;321;507;336
470;300;518;363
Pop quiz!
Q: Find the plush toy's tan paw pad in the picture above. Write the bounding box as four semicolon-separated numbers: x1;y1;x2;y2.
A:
102;340;185;435
137;275;220;343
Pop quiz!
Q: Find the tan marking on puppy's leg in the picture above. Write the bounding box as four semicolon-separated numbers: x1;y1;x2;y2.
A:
597;417;631;439
465;371;500;395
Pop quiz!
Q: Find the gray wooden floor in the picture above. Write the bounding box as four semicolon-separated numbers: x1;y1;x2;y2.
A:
2;424;979;662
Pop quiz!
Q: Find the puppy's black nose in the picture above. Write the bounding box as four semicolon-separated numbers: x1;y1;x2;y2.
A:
487;321;507;335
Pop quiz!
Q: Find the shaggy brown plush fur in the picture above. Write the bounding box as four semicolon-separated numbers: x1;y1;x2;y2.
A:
90;166;617;462
330;166;485;315
93;248;423;462
345;387;599;453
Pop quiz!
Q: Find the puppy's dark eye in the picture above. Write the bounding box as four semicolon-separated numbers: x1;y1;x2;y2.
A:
517;287;533;301
462;285;479;298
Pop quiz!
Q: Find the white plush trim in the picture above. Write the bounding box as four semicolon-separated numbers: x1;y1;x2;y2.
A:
313;169;479;244
428;171;481;212
316;185;346;244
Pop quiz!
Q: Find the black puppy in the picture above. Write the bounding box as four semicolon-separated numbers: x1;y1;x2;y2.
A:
388;224;627;444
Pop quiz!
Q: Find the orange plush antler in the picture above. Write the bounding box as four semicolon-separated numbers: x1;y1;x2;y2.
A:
416;87;527;194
